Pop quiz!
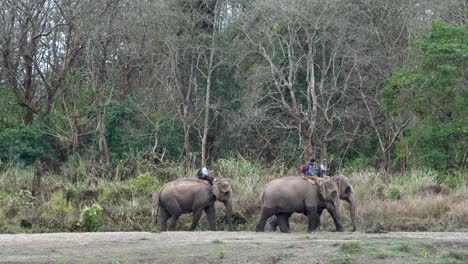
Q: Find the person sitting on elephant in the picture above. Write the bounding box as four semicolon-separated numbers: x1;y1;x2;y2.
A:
196;166;216;184
304;159;322;177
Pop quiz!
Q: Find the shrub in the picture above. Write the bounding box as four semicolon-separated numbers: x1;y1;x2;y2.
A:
0;127;54;164
127;174;161;195
387;187;401;200
51;191;74;214
79;203;103;232
0;190;35;218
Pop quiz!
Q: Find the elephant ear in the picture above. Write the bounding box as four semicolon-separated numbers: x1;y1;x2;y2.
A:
320;180;338;202
211;184;221;198
335;175;353;197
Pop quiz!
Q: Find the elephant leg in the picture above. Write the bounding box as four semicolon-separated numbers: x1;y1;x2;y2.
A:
256;208;275;232
326;207;344;232
306;207;318;233
285;213;292;230
317;207;325;229
204;206;216;231
189;209;204;231
168;214;181;231
159;207;170;231
269;215;279;231
277;213;291;233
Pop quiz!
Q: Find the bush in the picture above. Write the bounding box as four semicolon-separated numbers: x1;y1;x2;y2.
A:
79;203;103;232
0;190;35;218
0;127;54;164
387;187;401;200
127;174;161;195
51;191;74;214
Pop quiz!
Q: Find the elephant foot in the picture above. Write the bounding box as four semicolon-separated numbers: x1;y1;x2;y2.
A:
307;230;316;234
256;227;265;232
335;227;345;232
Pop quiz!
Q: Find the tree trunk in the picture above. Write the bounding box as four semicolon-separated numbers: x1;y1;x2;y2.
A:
201;52;215;167
302;128;313;161
200;0;219;167
184;119;191;172
98;116;110;164
399;130;406;175
23;110;34;125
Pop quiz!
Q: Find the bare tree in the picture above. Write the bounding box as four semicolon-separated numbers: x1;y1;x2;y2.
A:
0;0;84;124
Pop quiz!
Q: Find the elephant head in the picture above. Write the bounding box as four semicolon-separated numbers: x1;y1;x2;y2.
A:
212;179;233;231
318;179;341;210
332;175;357;231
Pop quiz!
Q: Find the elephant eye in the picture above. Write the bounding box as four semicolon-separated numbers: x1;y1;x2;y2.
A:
345;186;351;193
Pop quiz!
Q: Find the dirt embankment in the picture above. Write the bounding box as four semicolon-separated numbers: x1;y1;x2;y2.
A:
1;231;467;263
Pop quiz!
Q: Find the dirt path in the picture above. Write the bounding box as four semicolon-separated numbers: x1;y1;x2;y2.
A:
1;231;467;263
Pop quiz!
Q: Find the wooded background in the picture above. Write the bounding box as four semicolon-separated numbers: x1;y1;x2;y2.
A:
1;0;466;175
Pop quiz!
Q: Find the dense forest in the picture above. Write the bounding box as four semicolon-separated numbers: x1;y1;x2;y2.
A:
0;0;466;173
0;0;466;233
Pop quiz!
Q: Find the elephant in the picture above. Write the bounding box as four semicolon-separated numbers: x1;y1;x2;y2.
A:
256;176;343;233
270;175;357;232
317;175;357;231
157;178;233;231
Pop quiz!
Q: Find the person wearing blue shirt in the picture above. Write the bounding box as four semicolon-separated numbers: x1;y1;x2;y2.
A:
303;159;322;177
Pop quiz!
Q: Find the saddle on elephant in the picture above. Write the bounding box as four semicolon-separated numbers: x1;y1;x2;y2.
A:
302;176;329;185
197;179;211;185
302;176;318;184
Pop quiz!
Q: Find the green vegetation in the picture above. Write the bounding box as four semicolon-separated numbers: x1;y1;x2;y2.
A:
218;248;225;259
341;242;362;255
0;156;466;233
387;187;402;201
79;204;103;232
0;0;467;236
384;21;468;172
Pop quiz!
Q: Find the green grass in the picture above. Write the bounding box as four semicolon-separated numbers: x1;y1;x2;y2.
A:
341;242;362;254
218;248;225;259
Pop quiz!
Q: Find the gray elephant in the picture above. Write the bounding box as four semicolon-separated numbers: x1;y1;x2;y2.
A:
318;175;357;231
256;176;342;233
270;175;357;232
157;178;233;231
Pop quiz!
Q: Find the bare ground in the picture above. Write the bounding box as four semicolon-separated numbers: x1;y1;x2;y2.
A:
1;231;467;264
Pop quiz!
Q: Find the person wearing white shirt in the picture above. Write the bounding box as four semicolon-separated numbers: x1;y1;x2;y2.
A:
196;166;215;184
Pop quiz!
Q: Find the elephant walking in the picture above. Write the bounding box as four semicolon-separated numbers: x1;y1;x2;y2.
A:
256;176;356;232
157;178;233;231
270;176;357;232
256;176;342;233
318;175;357;231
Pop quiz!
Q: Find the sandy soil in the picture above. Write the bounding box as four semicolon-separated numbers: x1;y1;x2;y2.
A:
1;231;467;263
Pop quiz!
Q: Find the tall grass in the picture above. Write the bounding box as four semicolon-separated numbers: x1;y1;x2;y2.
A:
0;156;467;233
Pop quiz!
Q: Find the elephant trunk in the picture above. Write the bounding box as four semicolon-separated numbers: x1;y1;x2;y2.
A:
348;193;357;231
224;199;233;231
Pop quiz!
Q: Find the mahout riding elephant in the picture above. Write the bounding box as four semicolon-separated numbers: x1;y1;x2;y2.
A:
157;178;233;231
256;176;342;233
269;175;357;232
